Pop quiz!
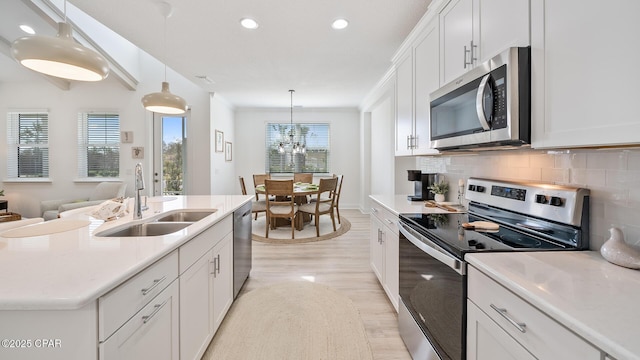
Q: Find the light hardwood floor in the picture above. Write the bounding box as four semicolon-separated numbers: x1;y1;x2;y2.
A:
238;209;411;359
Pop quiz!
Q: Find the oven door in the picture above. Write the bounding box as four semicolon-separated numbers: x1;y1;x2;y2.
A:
398;221;466;360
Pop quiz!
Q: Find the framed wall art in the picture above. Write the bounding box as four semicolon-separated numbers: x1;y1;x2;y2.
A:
215;130;224;152
225;141;232;162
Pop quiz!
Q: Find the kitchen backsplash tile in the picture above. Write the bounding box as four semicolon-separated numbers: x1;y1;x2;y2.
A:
418;148;640;251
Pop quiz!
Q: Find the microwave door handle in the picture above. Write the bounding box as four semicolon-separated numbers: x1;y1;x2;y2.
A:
476;74;492;131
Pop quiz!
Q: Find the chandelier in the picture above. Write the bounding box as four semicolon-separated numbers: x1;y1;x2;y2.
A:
278;90;306;154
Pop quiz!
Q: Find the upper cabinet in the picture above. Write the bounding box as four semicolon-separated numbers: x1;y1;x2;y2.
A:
394;12;441;156
530;0;640;148
439;0;530;85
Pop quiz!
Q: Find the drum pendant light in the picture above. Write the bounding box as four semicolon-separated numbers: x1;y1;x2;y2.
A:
141;2;187;115
11;0;109;81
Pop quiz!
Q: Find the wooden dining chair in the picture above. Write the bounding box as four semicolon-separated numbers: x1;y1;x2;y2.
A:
239;176;266;220
264;179;298;239
297;177;338;237
293;173;313;184
253;173;271;200
332;175;344;224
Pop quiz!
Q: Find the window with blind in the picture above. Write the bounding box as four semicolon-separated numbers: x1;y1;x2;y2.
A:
265;123;330;174
6;111;49;178
77;112;120;178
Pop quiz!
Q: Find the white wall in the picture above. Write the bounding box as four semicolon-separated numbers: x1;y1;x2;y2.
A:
0;51;211;218
233;107;360;209
209;94;236;195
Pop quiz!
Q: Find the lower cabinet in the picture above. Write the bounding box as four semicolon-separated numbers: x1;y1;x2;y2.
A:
369;201;399;311
100;279;179;360
467;266;601;360
179;218;234;360
467;300;535;360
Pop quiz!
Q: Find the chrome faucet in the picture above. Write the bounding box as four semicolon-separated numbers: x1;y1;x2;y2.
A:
134;163;145;219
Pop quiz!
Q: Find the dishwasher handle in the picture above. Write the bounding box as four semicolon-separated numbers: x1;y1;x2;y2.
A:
398;221;465;275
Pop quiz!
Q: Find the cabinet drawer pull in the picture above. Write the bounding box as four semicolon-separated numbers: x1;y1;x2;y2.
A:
490;304;527;333
142;299;169;324
371;207;378;213
385;218;394;225
141;276;166;296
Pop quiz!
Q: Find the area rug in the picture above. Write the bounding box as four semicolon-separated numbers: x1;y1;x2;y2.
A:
251;214;351;244
202;281;374;360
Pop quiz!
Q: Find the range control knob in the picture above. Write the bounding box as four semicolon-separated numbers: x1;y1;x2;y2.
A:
535;194;548;204
549;196;564;207
468;185;477;191
476;185;486;193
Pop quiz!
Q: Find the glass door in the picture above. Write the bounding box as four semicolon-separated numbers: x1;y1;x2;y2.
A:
153;113;188;196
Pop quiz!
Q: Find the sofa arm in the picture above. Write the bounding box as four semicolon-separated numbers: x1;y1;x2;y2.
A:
58;200;108;213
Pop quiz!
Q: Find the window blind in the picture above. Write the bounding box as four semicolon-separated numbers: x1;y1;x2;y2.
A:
265;123;330;174
77;112;120;178
6;111;49;178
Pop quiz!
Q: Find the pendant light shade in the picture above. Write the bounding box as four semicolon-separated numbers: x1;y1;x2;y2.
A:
142;81;187;114
142;2;187;115
11;22;109;81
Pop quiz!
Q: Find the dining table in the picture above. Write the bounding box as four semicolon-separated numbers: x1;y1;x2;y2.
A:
255;182;319;230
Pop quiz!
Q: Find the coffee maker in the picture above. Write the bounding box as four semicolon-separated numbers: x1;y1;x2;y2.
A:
407;170;438;201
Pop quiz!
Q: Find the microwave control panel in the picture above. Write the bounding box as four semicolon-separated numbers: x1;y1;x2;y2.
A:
491;65;508;129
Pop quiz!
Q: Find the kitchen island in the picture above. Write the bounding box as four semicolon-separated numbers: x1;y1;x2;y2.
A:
0;195;252;360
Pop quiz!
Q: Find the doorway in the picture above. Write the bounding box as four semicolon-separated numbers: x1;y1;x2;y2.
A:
153;113;188;196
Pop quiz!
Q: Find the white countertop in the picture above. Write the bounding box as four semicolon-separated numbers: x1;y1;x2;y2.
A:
369;194;465;215
0;195;252;311
467;251;640;360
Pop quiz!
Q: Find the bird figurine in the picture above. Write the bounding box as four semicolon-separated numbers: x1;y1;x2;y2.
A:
600;227;640;270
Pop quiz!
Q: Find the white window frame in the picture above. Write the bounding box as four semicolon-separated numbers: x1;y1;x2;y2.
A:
6;110;50;181
265;123;330;174
77;111;121;180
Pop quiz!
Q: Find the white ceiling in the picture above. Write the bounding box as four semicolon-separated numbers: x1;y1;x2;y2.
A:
1;0;432;108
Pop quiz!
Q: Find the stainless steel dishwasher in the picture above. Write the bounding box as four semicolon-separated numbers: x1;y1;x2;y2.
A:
233;201;252;298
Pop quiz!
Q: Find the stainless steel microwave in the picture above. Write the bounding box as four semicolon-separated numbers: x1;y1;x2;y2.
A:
430;47;530;150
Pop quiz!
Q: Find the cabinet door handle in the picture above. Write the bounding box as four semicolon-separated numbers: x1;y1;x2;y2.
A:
142;299;169;324
216;254;221;274
464;45;471;69
470;40;477;65
490;304;527;333
212;257;218;278
406;135;412;150
412;135;417;149
141;276;166;296
210;260;216;275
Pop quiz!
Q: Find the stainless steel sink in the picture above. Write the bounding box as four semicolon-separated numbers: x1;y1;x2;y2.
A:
155;210;216;222
96;222;191;237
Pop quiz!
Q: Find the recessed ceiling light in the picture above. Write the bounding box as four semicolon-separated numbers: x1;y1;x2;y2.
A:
19;24;35;35
240;18;259;30
331;19;349;30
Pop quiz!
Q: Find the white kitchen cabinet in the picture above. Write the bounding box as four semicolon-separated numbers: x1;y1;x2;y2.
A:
100;279;179;360
211;232;234;332
530;0;640;148
370;200;399;311
467;266;601;360
467;300;535;360
395;15;440;156
439;0;530;84
395;49;414;156
179;216;234;360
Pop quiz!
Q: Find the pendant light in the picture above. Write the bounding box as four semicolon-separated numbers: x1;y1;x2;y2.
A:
11;0;109;81
278;90;305;154
141;1;187;115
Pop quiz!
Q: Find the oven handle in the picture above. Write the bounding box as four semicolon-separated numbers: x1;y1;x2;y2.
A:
398;221;465;275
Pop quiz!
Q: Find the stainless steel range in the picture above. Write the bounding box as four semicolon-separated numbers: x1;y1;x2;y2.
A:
397;177;590;360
